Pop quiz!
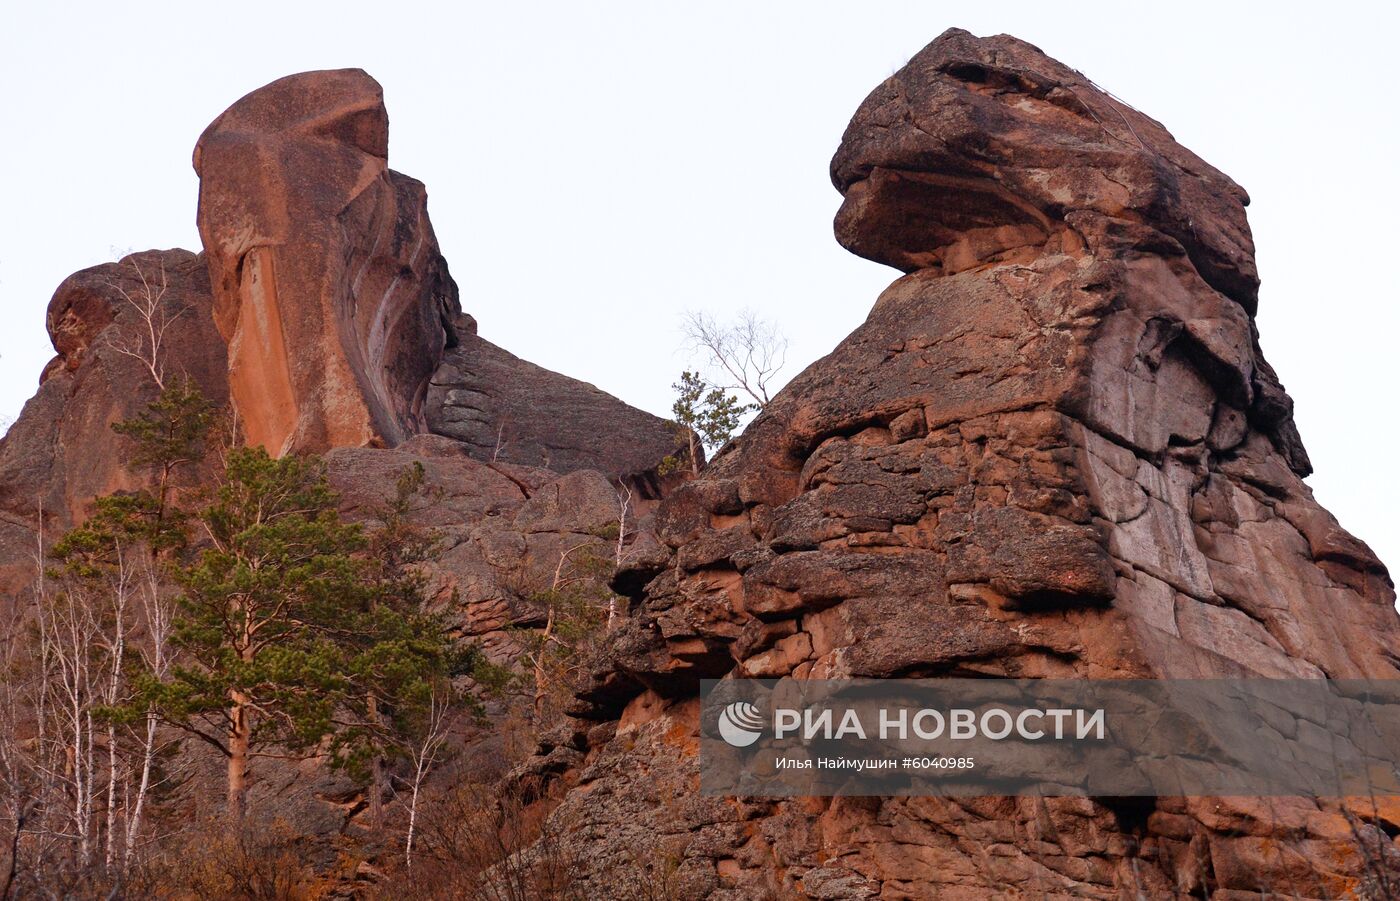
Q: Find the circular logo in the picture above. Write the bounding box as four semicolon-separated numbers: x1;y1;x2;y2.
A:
717;700;765;747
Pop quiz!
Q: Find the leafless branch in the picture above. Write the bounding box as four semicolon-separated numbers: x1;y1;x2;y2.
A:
609;485;634;630
106;258;186;391
681;309;788;408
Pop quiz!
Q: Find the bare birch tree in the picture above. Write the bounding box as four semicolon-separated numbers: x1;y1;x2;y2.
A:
107;258;185;391
0;512;47;893
610;485;633;630
124;557;171;865
399;689;453;870
681;309;788;409
38;580;100;868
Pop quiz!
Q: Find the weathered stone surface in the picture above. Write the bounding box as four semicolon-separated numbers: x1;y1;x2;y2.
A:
0;250;226;603
426;314;686;489
195;68;459;455
326;434;626;665
524;29;1400;898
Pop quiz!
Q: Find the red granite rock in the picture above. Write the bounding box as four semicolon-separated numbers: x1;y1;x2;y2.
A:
521;29;1400;898
0;250;227;603
194;68;459;455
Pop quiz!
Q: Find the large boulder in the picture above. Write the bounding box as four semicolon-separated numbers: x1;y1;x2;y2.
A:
830;28;1259;313
194;68;459;455
523;29;1400;898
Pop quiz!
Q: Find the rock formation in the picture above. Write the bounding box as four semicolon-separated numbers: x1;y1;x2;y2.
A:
427;313;686;488
0;70;685;810
0;66;686;850
0;67;680;598
0;249;227;603
519;29;1400;898
190;66;684;476
195;68;459;455
1;35;1396;898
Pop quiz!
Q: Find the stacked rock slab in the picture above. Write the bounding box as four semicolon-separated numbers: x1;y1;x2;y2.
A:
523;30;1400;898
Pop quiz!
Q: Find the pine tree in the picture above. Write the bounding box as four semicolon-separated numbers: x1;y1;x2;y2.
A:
135;448;364;822
134;448;470;825
40;380;481;841
109;376;216;528
661;370;751;475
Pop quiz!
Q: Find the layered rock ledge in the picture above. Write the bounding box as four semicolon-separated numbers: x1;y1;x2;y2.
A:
518;29;1400;899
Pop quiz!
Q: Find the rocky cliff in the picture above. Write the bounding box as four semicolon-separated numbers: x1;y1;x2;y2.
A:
0;68;682;674
1;34;1396;899
0;249;229;605
516;30;1400;899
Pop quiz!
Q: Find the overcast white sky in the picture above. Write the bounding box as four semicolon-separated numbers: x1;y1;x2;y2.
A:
2;2;1397;570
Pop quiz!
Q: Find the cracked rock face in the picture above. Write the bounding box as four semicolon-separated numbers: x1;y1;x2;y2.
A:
327;434;628;666
524;29;1400;898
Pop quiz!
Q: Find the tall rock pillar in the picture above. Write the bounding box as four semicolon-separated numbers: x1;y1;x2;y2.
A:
194;68;459;455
